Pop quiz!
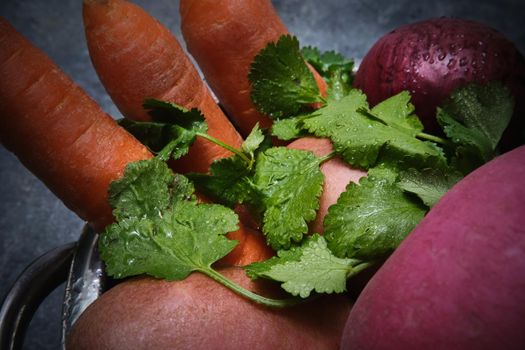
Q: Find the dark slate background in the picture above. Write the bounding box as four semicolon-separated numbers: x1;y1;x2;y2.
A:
0;0;524;349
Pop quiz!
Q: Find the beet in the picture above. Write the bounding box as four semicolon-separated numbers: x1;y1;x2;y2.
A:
354;18;525;149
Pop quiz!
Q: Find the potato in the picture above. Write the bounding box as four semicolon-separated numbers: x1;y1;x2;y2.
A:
287;137;366;233
67;267;351;349
341;145;525;349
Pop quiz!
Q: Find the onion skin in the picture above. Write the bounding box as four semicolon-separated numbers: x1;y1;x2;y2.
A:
354;18;525;149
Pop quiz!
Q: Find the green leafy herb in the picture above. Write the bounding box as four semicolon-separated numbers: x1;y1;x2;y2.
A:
367;90;423;133
398;168;463;208
108;158;195;221
440;81;514;150
101;201;239;280
302;46;354;101
101;157;300;308
246;234;370;297
101;158;237;280
191;139;326;251
119;100;207;161
271;115;311;141
242;123;266;158
249;35;323;118
101;34;517;305
143;99;207;128
324;167;427;259
188;124;270;206
253;148;325;250
240;123;272;168
189;156;255;207
437;82;514;171
303;90;445;169
117;119;173;153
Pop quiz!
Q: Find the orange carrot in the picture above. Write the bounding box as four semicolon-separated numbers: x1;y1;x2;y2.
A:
180;0;327;137
82;0;273;265
82;0;243;174
220;225;274;266
180;1;367;236
0;17;152;232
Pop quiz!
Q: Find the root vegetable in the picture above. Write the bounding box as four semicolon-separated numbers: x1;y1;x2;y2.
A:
341;145;525;350
67;267;351;350
83;0;243;173
0;17;152;231
354;18;525;148
179;0;326;137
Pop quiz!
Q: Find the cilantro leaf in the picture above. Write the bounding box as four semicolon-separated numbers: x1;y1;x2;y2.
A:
302;46;354;101
100;201;238;280
101;156;303;308
118;119;172;153
368;90;423;133
398;168;463;207
249;35;323;119
170;172;197;202
108;158;193;221
437;82;514;172
324;167;427;259
143;99;207;129
271;115;312;141
302;47;353;75
188;124;271;207
437;109;492;173
439;81;514;150
192;144;325;251
245;234;362;297
303;90;445;169
101;157;239;281
188;156;256;207
437;82;514;174
120;100;207;160
242;123;266;158
252;148;324;250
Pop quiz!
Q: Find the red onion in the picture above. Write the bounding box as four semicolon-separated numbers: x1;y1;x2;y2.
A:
354;18;525;148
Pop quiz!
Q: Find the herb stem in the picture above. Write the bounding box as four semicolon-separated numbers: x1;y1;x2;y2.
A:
416;132;453;147
318;151;337;165
348;261;375;278
199;267;304;308
156;139;178;162
196;132;251;164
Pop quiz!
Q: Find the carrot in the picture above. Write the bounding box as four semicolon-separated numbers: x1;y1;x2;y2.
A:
0;17;152;232
220;226;274;266
82;0;243;174
180;1;366;236
180;0;327;137
0;17;266;266
82;0;274;265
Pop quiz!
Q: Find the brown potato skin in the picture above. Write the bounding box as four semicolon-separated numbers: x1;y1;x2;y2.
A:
67;267;351;349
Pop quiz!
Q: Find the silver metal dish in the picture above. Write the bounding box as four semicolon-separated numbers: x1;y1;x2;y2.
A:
0;226;107;350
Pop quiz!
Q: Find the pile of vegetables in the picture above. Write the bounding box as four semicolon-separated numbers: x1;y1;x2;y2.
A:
1;0;524;349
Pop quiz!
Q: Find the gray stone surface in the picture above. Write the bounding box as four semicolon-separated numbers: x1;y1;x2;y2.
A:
0;0;523;349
